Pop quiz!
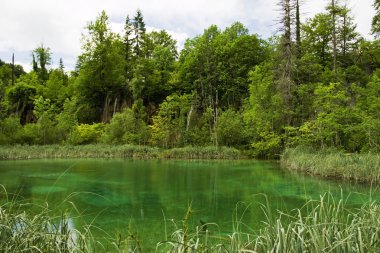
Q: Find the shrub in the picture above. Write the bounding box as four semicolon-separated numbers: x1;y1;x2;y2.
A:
0;117;23;144
68;123;105;145
216;109;246;147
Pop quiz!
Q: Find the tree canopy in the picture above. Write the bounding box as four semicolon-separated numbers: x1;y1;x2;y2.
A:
0;4;379;157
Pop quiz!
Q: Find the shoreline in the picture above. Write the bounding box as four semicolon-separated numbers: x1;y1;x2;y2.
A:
0;144;245;160
281;146;380;184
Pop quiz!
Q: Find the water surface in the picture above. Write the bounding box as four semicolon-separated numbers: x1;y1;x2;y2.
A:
0;159;376;250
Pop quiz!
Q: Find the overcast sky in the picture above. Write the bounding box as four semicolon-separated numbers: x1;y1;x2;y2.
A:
0;0;375;71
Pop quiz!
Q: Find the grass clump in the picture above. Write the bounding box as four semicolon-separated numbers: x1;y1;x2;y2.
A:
0;188;143;253
159;194;380;253
0;200;90;252
254;193;380;252
281;146;380;183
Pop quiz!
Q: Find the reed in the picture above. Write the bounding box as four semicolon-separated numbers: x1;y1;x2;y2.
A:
0;187;141;253
162;146;242;160
157;193;380;253
0;144;243;160
253;193;380;252
281;146;380;184
1;190;380;252
0;192;90;252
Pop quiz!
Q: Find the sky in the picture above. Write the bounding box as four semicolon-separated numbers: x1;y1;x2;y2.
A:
0;0;375;72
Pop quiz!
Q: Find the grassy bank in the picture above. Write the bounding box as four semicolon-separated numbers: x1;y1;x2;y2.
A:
1;192;380;252
281;147;380;184
0;144;243;160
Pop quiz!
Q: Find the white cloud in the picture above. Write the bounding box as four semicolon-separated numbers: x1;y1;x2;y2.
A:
0;0;375;71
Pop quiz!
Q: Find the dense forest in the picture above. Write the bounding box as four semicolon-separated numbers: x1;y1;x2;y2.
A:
0;0;380;157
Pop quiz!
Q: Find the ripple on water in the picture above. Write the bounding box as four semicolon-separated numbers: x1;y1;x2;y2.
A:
78;192;132;207
32;186;66;194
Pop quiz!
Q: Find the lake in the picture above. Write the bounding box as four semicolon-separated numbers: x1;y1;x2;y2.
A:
0;159;376;251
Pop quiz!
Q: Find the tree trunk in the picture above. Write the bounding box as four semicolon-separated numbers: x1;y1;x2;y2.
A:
113;97;118;116
102;94;110;122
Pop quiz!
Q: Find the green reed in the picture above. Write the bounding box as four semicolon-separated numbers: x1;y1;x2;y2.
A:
1;191;380;252
281;146;380;184
0;144;243;160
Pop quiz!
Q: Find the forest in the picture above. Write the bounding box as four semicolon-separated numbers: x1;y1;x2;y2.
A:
0;0;380;158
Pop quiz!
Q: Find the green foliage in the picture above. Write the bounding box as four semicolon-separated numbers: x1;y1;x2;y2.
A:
32;45;52;82
0;7;379;157
102;106;149;145
302;4;360;69
76;11;126;123
216;109;246;147
297;83;360;150
140;30;178;105
149;93;193;148
177;22;268;109
0;64;12;87
6;73;38;115
43;69;68;106
68;123;105;145
55;98;79;142
244;63;283;157
302;13;333;67
0;117;23;144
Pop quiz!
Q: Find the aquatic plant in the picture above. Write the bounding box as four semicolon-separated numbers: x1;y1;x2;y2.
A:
281;146;380;183
254;193;380;252
158;194;380;253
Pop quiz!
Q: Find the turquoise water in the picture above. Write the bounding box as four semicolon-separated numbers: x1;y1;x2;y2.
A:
0;159;376;250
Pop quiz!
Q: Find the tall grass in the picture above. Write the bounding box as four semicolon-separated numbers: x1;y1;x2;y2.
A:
254;193;380;252
162;146;242;160
159;194;380;253
281;146;380;183
1;190;380;252
0;190;90;252
0;144;161;160
0;144;244;160
0;187;142;252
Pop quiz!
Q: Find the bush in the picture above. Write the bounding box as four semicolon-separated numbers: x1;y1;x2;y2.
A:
68;123;105;145
216;109;246;147
0;117;23;144
102;108;150;145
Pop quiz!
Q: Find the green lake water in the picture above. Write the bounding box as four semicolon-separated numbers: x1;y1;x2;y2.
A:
0;159;377;250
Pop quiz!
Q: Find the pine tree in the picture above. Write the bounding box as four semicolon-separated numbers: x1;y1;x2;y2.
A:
133;9;146;58
59;58;64;72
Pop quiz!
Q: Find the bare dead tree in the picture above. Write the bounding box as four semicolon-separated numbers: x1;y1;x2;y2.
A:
11;53;15;86
276;0;294;111
329;0;339;78
295;0;301;57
